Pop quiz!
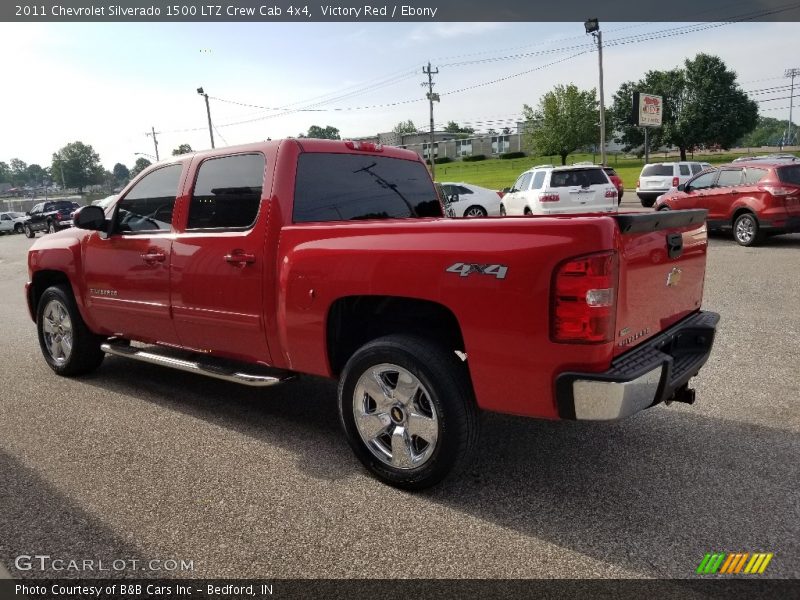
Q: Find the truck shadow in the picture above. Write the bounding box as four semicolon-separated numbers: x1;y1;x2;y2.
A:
79;358;799;578
0;450;155;580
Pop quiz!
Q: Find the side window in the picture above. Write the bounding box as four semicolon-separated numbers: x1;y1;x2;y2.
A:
679;165;691;176
716;169;743;188
688;171;716;190
518;173;533;191
30;204;41;214
743;168;768;185
456;186;473;195
690;164;702;174
114;164;182;233
512;174;527;191
187;154;264;230
531;171;546;190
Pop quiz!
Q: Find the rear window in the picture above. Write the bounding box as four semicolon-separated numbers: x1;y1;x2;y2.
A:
603;167;617;176
777;165;800;185
641;165;674;177
293;153;441;222
549;168;608;188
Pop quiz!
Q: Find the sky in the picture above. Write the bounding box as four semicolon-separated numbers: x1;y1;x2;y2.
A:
0;20;798;171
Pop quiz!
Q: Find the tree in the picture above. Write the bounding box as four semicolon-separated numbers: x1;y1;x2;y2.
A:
129;157;151;179
0;162;9;184
303;125;341;140
10;159;28;186
609;54;758;160
112;163;130;183
444;121;475;135
523;84;598;165
50;141;104;192
738;116;798;147
392;120;417;135
486;128;498;135
172;143;193;156
26;164;48;186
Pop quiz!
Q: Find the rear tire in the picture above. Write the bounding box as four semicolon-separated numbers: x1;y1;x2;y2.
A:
463;205;487;218
639;196;656;208
36;285;105;376
338;334;479;490
733;212;763;247
24;225;34;238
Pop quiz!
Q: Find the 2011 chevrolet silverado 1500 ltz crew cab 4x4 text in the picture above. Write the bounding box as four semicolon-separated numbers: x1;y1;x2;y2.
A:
26;139;719;489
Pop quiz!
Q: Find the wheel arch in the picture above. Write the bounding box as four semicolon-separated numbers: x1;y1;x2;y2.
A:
326;295;467;378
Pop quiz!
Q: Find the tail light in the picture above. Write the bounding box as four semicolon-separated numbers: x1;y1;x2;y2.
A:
539;192;560;203
759;185;798;197
551;251;618;344
672;177;679;187
55;213;62;221
605;189;617;199
344;140;383;152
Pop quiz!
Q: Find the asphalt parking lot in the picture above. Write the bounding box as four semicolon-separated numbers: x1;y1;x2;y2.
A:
0;213;798;580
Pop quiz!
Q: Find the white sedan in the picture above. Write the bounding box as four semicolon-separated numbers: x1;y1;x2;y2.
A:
439;182;502;217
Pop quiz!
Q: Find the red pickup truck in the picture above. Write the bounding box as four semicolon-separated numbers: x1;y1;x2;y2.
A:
26;139;719;489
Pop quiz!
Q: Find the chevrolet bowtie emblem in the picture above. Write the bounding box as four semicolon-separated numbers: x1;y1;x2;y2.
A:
666;267;682;287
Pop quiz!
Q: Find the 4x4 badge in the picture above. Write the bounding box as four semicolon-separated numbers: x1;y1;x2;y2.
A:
446;263;508;279
666;267;682;287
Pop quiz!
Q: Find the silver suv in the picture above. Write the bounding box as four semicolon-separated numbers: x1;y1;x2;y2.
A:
500;164;618;216
636;161;706;207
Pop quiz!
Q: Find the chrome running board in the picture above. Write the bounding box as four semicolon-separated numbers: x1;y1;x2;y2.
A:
101;341;296;387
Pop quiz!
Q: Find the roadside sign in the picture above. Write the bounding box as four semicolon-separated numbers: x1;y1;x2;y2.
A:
632;92;663;127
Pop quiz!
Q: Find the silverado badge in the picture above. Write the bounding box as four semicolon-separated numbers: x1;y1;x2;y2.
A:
666;267;682;287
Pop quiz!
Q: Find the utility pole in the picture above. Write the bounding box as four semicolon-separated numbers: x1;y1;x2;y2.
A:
786;68;799;148
422;62;439;180
197;87;215;149
585;18;606;165
145;126;160;161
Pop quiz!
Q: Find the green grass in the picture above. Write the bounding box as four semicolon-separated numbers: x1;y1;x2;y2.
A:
433;151;798;191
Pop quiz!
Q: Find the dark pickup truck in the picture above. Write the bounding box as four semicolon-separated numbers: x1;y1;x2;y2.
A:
23;200;81;237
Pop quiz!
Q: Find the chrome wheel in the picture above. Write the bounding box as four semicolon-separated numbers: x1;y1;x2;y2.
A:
352;363;439;470
464;206;487;218
735;214;755;245
41;299;73;365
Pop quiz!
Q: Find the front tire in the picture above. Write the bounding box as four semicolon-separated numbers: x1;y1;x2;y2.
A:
36;285;105;376
24;225;34;238
733;212;762;247
338;334;479;490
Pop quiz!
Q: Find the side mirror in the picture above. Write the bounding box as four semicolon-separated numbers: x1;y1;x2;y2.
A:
26;211;31;216
73;205;106;231
447;193;459;204
678;184;687;192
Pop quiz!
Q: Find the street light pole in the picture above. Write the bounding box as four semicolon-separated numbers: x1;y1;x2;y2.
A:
197;87;215;149
585;18;606;165
786;68;799;147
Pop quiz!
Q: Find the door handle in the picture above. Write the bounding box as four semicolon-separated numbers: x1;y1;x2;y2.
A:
225;250;256;266
140;249;166;263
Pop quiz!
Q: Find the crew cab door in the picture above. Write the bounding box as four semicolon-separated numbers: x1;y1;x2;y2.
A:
82;163;184;344
170;152;272;363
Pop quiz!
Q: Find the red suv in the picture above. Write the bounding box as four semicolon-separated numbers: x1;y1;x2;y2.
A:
654;160;800;246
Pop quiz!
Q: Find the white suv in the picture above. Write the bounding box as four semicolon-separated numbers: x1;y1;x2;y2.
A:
500;164;618;216
636;161;705;207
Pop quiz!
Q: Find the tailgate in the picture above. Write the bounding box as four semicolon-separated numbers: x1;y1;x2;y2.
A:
613;209;708;357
